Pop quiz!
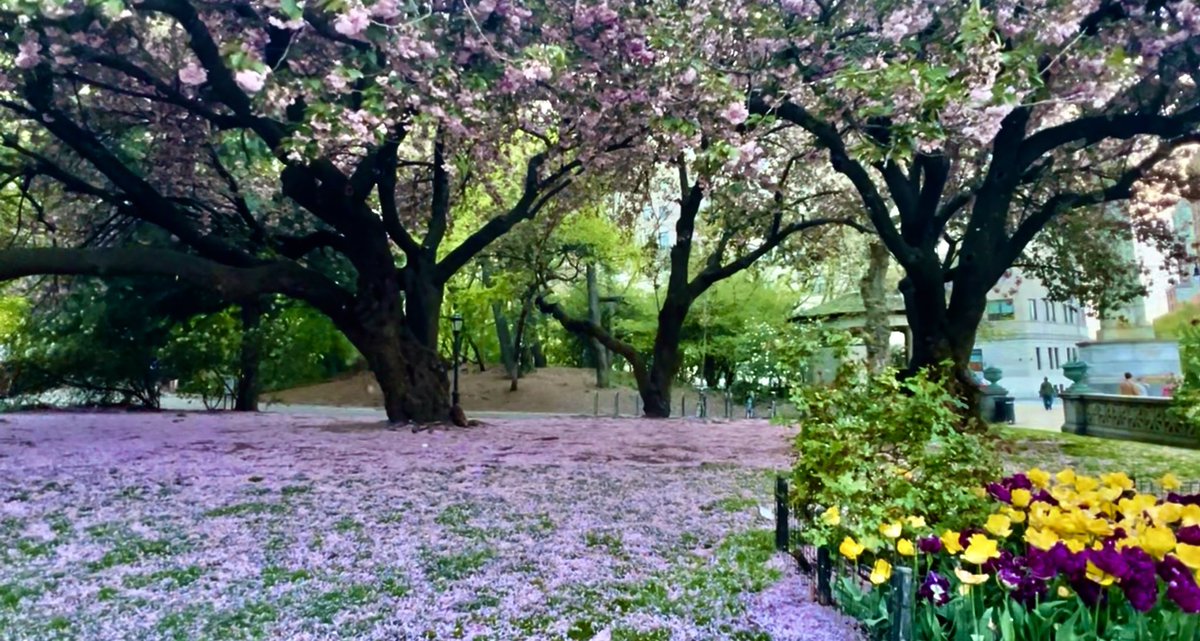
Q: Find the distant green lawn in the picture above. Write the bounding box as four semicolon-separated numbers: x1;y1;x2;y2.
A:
998;426;1200;480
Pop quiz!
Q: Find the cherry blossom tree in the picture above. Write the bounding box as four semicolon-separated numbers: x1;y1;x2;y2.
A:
666;0;1200;404
0;0;674;422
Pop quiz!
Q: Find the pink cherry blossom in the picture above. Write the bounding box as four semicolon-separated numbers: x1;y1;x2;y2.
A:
722;102;749;125
15;37;40;69
234;68;268;94
177;62;208;86
334;7;371;37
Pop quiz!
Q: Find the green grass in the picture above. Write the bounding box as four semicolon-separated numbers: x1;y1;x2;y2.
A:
999;427;1200;479
203;502;286;519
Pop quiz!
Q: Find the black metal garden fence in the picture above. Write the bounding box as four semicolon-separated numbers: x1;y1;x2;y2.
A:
591;390;785;419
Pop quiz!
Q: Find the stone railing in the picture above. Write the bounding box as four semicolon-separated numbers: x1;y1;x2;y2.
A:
1060;393;1200;449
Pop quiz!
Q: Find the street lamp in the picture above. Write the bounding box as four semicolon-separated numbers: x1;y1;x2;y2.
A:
450;313;464;407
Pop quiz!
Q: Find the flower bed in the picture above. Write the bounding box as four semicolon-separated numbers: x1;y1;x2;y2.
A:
826;469;1200;640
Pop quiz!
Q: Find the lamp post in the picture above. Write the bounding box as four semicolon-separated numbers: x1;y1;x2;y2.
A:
451;313;464;407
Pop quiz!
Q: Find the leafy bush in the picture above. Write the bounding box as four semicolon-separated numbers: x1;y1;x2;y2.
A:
833;468;1200;640
1173;320;1200;426
790;365;997;551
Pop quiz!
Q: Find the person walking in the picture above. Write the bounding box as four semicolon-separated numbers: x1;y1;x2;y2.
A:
1038;377;1056;410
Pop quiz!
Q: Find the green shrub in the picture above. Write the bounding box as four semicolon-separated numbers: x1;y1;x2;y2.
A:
789;365;996;551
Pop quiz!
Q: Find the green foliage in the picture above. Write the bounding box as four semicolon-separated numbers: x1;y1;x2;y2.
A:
1173;320;1200;427
1155;303;1200;340
3;279;187;407
789;365;996;550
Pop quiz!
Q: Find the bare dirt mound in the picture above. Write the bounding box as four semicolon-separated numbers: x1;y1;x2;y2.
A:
266;366;705;414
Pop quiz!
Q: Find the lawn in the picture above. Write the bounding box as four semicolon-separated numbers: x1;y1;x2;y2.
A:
999;426;1200;480
0;413;858;641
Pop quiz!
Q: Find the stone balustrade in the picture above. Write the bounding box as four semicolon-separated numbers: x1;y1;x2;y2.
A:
1060;392;1200;449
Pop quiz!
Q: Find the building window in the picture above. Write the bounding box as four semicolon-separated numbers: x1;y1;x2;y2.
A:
1030;301;1038;321
1053;347;1061;370
1035;347;1042;370
1050;303;1058;323
986;299;1015;321
657;231;671;248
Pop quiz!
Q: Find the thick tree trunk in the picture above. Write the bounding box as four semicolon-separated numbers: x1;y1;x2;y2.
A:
900;269;986;424
343;282;450;423
586;263;611;388
860;241;892;373
640;297;691;418
403;260;445;349
234;299;264;412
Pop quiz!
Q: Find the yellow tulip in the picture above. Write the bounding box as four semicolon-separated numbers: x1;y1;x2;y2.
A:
1176;543;1200;570
820;505;841;526
1057;585;1073;598
1064;538;1086;554
1153;503;1183;526
1075;476;1100;493
870;559;892;585
1084;517;1114;538
1162;473;1183;491
1028;468;1051;489
1098;486;1124;504
1119;494;1157;519
1182;504;1200;527
962;534;1000;565
1085;561;1115;587
972;487;987;499
1056;469;1077;486
897;538;916;557
1011;489;1032;509
1025;527;1060;551
1101;472;1134;491
906;515;927;529
954;567;989;585
941;530;964;555
879;521;903;539
1004;506;1027;524
1140;526;1177;560
985;514;1013;538
839;536;865;561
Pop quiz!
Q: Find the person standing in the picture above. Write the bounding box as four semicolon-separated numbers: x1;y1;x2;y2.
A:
1038;377;1056;410
1119;372;1140;396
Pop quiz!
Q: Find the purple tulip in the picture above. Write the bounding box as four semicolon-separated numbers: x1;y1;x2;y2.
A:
1167;492;1200;506
1027;547;1059;580
918;570;951;606
917;535;943;555
1013;575;1048;607
1088;544;1128;579
997;567;1022;590
1178;525;1200;546
984;549;1017;574
1119;549;1160;613
1032;489;1058;506
987;482;1012;503
1166;573;1200;614
1004;473;1033;491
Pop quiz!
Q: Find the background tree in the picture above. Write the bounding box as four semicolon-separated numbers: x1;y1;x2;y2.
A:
540;138;865;416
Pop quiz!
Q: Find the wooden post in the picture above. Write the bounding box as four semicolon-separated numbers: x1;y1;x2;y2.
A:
816;546;833;605
681;394;686;418
889;566;915;641
614;392;620;418
594;391;599;416
774;475;789;551
635;394;641;417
